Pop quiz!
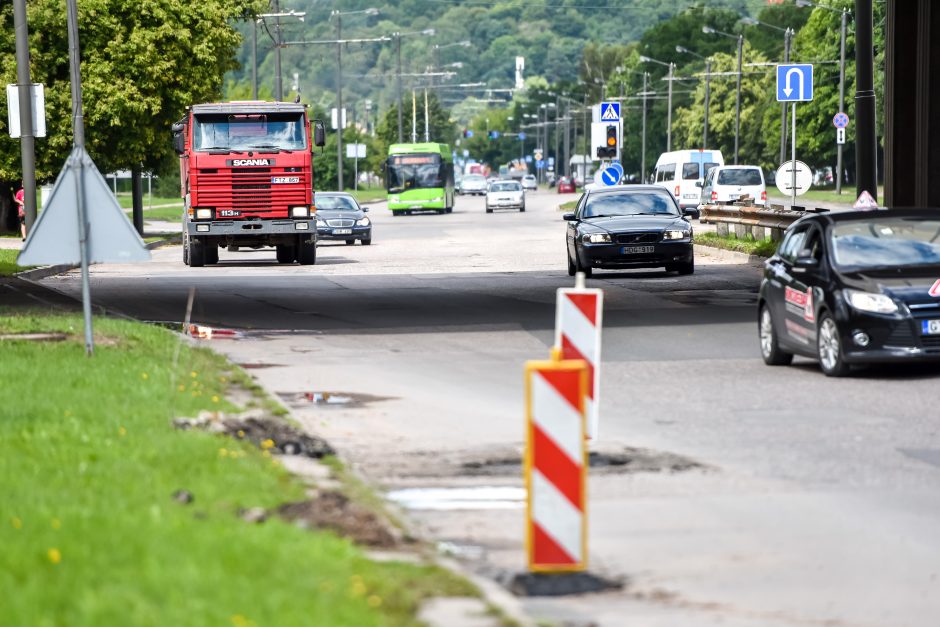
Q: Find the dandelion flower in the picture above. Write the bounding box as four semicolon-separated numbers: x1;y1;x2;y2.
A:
211;395;220;403
260;439;275;450
11;517;22;529
51;518;61;530
118;426;127;437
367;595;382;608
191;371;198;378
141;372;149;380
47;548;61;564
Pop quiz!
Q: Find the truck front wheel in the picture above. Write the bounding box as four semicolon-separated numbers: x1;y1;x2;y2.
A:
276;244;296;264
205;241;219;265
189;236;206;267
298;235;316;265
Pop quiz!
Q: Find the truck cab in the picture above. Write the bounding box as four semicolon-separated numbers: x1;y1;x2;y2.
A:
172;102;326;267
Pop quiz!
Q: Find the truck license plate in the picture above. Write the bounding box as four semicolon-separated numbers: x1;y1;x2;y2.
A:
922;319;940;335
271;176;300;184
622;245;655;254
333;228;352;235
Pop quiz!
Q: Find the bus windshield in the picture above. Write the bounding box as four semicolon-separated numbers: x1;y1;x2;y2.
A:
387;154;443;193
192;113;307;152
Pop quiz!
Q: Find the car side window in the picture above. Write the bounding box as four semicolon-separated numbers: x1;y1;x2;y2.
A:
779;227;808;263
801;227;824;262
655;163;676;183
574;193;588;218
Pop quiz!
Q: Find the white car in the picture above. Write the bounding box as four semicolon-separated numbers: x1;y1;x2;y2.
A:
700;165;767;207
460;174;487;195
521;175;538;191
485;180;525;213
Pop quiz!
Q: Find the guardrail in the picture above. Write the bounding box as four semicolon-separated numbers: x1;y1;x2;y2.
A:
699;202;827;240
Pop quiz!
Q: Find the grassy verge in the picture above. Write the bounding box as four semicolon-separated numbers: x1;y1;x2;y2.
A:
0;248;31;276
696;232;778;258
768;186;884;206
347;188;387;204
116;194;183;209
124;204;184;223
0;312;476;626
558;200;577;211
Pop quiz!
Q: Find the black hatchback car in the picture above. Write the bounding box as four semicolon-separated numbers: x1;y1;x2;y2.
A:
313;192;372;245
564;185;694;277
758;208;940;376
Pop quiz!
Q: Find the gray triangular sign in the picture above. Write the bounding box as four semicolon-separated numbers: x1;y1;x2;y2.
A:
18;147;150;266
853;190;879;210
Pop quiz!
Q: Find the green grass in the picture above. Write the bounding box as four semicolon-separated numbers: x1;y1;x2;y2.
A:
0;248;31;276
116;194;183;210
0;312;476;626
696;232;778;258
123;204;184;223
558;200;577;211
346;188;387;204
768;186;884;206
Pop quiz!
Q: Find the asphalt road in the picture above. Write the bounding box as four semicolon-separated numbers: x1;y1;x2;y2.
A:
41;188;940;626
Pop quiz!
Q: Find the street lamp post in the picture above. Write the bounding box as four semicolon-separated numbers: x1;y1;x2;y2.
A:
676;45;711;149
256;8;305;101
741;16;793;168
392;29;436;143
639;55;675;152
702;26;744;164
330;7;378;191
641;72;649;179
796;0;851;193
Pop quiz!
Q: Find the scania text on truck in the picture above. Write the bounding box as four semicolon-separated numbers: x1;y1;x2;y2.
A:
172;102;326;267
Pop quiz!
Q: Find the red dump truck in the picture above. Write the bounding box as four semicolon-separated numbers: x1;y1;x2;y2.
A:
172;101;326;267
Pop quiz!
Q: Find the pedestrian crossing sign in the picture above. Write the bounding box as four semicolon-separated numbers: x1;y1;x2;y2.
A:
600;102;620;121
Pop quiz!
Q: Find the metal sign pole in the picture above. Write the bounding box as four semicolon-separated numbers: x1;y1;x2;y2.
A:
67;0;93;355
12;0;37;232
791;103;797;210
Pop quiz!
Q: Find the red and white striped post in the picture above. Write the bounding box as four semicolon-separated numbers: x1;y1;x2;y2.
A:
524;354;588;572
554;274;603;439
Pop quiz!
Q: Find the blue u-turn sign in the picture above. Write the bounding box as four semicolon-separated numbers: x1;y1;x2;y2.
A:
776;64;814;102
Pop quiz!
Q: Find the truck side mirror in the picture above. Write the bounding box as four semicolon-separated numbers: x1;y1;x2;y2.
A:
172;132;185;155
313;120;326;148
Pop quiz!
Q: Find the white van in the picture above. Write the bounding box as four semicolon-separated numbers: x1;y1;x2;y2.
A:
652;149;725;217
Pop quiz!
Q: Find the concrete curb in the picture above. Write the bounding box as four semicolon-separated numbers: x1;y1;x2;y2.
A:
694;243;766;265
434;556;537;627
14;235;178;282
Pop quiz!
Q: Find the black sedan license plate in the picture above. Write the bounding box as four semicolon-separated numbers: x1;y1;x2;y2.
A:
922;319;940;335
333;228;352;235
622;245;655;254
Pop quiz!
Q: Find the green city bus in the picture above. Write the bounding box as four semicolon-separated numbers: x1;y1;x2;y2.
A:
385;143;455;215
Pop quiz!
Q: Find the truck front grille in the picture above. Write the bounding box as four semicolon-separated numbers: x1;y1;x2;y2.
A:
195;167;307;214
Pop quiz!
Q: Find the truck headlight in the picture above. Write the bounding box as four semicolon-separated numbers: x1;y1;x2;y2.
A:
845;289;898;314
582;233;611;244
291;206;310;218
356;217;371;226
195;208;213;220
663;229;691;240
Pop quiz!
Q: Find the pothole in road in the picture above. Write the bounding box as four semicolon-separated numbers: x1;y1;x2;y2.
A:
387;486;525;511
664;289;757;307
460;447;708;477
278;391;396;409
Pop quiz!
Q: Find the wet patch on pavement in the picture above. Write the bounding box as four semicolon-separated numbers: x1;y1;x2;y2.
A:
663;289;758;307
278;390;397;409
387;486;526;510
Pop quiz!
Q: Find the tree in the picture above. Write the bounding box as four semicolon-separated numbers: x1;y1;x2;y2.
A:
0;0;262;231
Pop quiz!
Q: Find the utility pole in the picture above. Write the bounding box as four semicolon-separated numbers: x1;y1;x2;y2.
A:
703;58;712;148
666;62;674;152
779;28;792;165
334;11;344;190
424;89;430;142
855;0;877;201
642;72;648;180
554;94;560;179
273;0;282;101
396;33;403;142
252;21;258;100
564;100;571;177
734;34;743;165
12;0;37;233
836;10;847;194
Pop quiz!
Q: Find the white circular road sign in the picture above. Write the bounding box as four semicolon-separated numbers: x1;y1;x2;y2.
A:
775;160;812;196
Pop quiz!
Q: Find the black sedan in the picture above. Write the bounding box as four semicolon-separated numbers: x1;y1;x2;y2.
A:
564;185;694;277
313;192;372;245
758;208;940;376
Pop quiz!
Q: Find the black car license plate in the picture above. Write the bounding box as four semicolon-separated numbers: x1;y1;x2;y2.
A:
922;319;940;335
333;228;352;235
622;245;655;254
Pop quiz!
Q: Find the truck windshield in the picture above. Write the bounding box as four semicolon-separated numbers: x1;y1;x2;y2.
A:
192;113;307;152
386;154;443;193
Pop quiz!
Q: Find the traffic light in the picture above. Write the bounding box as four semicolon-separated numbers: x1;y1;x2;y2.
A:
597;125;618;159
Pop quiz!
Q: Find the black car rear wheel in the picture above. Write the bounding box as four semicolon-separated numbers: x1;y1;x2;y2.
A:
817;313;850;377
759;305;793;366
567;252;576;276
574;248;592;277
